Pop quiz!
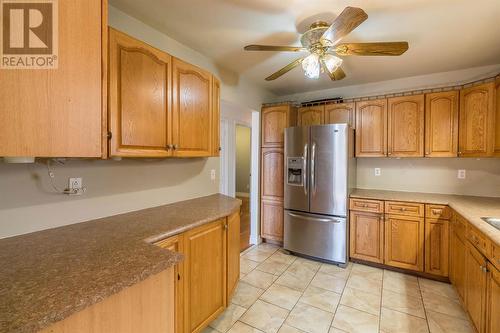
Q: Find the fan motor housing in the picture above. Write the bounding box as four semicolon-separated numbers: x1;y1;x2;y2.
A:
300;21;330;49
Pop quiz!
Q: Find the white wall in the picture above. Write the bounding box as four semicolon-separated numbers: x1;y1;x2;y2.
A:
0;7;271;239
357;158;500;197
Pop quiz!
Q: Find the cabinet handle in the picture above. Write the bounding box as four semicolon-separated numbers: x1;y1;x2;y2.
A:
173;145;178;150
432;209;442;215
480;265;489;273
166;144;172;150
177;273;181;281
224;224;228;230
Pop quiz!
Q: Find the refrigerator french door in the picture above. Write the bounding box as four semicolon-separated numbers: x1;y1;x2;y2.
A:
284;124;354;265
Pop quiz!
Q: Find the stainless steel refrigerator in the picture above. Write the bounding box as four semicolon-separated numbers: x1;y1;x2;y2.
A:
284;123;356;266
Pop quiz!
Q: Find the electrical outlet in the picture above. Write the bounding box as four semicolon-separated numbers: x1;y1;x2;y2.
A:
374;168;381;176
210;169;216;181
458;169;466;179
69;178;82;190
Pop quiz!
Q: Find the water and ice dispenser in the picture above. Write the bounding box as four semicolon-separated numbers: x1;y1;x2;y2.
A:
287;157;304;186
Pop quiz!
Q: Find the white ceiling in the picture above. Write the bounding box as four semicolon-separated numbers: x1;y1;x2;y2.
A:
110;0;500;96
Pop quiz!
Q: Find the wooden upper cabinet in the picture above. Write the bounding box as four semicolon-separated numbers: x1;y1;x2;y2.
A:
172;58;213;157
355;99;388;157
261;105;296;147
349;211;384;264
384;215;424;271
212;77;221;156
298;105;325;126
325;103;355;128
459;82;495;157
425;91;459;157
387;95;425;157
109;28;172;157
0;0;104;158
495;78;500;156
261;148;284;200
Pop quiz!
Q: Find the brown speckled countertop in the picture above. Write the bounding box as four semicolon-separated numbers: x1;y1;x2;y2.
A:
351;189;500;246
0;194;241;333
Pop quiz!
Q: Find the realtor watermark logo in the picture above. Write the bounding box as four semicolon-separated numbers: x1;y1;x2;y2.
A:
1;0;58;69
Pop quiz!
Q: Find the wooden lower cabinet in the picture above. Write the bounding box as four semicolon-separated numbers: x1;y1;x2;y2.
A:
384;215;424;271
349;211;384;263
261;200;284;242
226;213;240;300
487;263;500;333
424;219;449;277
449;224;467;302
465;241;488;333
156;213;240;333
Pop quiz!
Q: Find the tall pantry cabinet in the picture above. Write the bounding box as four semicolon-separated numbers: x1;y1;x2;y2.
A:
260;104;297;242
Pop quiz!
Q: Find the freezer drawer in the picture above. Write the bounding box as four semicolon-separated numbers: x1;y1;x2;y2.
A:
284;210;347;264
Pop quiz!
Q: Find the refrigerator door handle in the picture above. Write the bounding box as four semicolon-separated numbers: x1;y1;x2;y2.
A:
287;212;341;224
311;141;316;194
303;143;308;195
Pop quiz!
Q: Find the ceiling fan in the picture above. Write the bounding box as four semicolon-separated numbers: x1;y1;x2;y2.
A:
243;7;409;81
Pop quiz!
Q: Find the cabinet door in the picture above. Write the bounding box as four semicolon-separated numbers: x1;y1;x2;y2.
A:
387;95;425;157
184;219;226;333
227;212;240;301
261;199;284;242
0;0;103;157
261;105;294;147
425;91;459;157
465;242;488;333
384;215;424;271
155;235;184;333
172;58;213;157
487;263;500;333
494;78;500;156
212;77;221;156
325;103;355;128
261;148;284;201
424;219;449;277
109;28;172;157
450;224;467;302
349;211;384;263
298;106;325;126
459;82;495;157
355;99;388;157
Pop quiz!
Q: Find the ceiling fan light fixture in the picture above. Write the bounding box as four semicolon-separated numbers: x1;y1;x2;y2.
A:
302;53;320;79
322;54;343;73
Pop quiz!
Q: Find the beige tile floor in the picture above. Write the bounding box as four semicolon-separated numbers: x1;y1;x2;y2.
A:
203;243;474;333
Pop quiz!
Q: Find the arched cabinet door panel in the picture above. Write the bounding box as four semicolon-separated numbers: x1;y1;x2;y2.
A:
355;99;387;157
109;28;172;157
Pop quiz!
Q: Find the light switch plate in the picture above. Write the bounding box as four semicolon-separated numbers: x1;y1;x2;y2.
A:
458;169;466;179
69;177;82;190
374;168;381;176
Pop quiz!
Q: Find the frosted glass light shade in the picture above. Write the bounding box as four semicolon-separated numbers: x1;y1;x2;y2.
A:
302;53;320;79
323;54;343;73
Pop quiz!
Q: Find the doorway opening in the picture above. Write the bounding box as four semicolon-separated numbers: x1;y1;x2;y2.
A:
220;100;260;252
236;125;251;251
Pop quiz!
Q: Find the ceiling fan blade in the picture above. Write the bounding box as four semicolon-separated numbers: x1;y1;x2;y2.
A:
321;7;368;46
265;57;305;81
244;44;307;52
320;58;346;81
335;42;409;56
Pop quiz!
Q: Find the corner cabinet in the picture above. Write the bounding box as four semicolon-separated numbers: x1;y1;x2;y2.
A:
355;99;388;157
459;82;495;157
155;212;240;333
108;29;219;158
0;0;106;158
387;95;425;157
109;28;172;157
424;91;459;157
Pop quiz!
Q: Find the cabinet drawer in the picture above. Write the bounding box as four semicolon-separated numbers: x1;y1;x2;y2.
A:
491;242;500;271
467;225;489;255
350;198;384;213
426;205;450;220
385;201;424;217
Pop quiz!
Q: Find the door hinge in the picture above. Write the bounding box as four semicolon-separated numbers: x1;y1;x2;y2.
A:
107;131;112;140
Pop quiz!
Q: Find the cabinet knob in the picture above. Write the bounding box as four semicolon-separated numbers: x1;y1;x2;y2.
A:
173;145;178;150
166;144;172;150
